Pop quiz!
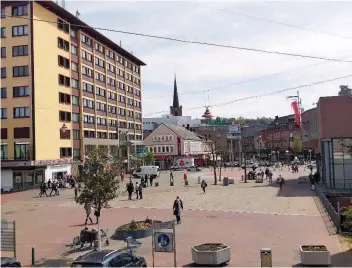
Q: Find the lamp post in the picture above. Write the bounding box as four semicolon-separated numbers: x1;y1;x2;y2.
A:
309;149;312;163
258;135;262;162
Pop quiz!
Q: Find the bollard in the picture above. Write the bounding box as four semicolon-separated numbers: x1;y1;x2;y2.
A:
197;176;201;184
260;248;272;267
241;175;244;181
32;247;35;265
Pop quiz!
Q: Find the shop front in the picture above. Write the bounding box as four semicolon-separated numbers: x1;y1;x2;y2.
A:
1;159;72;192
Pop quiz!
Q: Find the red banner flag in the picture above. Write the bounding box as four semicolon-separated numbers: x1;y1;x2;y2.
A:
291;101;301;128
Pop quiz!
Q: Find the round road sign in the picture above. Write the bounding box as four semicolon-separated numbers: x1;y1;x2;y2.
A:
179;160;185;166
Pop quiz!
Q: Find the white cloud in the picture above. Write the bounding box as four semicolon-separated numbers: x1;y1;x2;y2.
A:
66;1;352;118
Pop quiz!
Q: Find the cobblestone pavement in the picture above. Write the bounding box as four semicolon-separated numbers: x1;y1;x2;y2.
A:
1;166;349;266
52;167;319;216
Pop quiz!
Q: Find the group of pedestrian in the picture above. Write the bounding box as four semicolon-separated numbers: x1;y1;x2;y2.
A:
291;164;299;173
84;203;99;225
126;179;144;200
265;168;274;183
38;179;60;197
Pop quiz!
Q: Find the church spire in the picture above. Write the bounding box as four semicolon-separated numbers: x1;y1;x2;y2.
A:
170;73;183;116
172;73;180;108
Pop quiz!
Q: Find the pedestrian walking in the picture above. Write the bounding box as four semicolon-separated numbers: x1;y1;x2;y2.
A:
74;187;78;199
138;182;143;199
120;172;125;183
127;180;134;200
173;196;183;224
278;175;284;190
94;207;100;224
201;180;207;193
47;179;52;189
170;170;174;182
268;171;273;183
39;182;48;197
135;182;140;199
144;174;149;187
149;176;153;186
84;203;93;225
50;181;57;196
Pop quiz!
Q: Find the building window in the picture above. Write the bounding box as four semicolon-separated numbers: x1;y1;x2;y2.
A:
82;66;93;77
60;147;72;158
57;18;69;33
96;87;105;97
81;34;92;46
95;56;105;68
71;61;78;72
1;47;6;58
96;102;106;111
83;115;94;124
12;25;28;37
81;50;92;61
106;49;114;59
12;5;28;16
82;82;94;93
13;107;29;118
12;45;28;56
85;145;95;154
70;28;77;39
58;74;70;87
1;8;5;18
73;130;80;139
13;86;29;97
71;44;77;55
0;108;7;119
59;92;71;104
73;149;80;160
1;27;6;38
1;87;6;98
71;78;79;89
107;77;115;86
1;128;7;139
83;98;94;109
14;127;30;139
107;91;116;100
58;55;70;68
1;67;6;78
14;143;30;160
72;96;79;106
107;63;115;73
60;129;70;139
58;37;69;51
95;72;105;82
1;144;7;160
72;113;79;123
13;66;29;77
59;111;71;121
95;42;104;53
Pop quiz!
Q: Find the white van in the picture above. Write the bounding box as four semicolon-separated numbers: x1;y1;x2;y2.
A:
133;166;160;179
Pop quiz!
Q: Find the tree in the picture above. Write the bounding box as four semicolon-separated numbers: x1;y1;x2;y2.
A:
76;148;121;223
292;136;303;155
342;206;352;232
143;151;155;165
208;141;219;185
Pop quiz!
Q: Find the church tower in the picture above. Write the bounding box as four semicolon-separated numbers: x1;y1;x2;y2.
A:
170;74;183;116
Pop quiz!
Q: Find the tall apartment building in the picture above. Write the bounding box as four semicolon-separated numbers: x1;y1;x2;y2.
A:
0;1;145;192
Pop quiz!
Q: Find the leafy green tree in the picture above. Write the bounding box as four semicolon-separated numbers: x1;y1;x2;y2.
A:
292;136;303;154
144;151;155;165
76;148;121;222
342;206;352;231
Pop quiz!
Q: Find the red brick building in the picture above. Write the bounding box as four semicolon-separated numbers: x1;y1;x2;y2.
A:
302;95;352;190
259;115;300;161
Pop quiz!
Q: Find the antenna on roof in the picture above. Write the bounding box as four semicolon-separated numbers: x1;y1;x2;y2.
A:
62;0;66;9
120;40;122;47
76;10;80;18
131;51;133;55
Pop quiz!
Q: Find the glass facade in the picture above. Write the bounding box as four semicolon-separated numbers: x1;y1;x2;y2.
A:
321;138;352;189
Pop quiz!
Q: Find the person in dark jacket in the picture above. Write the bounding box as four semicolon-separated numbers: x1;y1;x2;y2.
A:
39;182;48;197
201;180;207;193
127;180;134;200
173;196;184;224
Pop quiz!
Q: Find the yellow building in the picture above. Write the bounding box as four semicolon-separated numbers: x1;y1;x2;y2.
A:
1;1;145;191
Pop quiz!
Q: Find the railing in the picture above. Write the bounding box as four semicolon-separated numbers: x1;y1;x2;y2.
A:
316;184;341;232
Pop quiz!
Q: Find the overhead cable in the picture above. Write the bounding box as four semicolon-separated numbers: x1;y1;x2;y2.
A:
143;74;352;116
4;14;352;63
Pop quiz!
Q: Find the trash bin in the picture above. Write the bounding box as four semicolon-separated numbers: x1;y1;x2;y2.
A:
260;248;272;267
223;177;229;186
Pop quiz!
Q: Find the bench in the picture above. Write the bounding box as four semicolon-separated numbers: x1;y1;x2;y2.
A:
71;229;109;252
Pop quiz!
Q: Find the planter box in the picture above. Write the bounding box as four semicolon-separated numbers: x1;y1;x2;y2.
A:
115;220;161;240
299;245;331;266
191;244;231;265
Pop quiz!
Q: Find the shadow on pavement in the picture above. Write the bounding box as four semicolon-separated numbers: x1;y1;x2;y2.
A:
291;250;352;267
33;257;73;267
183;262;229;267
264;177;317;198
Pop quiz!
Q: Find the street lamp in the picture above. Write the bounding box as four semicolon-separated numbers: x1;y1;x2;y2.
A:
258;135;262;162
308;149;312;163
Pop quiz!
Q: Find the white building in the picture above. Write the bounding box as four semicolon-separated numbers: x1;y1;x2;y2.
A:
143;114;202;131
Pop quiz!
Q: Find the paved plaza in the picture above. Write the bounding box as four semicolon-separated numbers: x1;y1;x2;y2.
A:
1;167;351;266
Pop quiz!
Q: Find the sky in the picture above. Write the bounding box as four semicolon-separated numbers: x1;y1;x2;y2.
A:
65;0;352;119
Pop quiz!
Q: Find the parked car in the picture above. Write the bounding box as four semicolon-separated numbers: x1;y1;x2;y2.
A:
1;257;21;267
187;166;202;172
71;250;147;267
132;166;160;179
241;162;258;169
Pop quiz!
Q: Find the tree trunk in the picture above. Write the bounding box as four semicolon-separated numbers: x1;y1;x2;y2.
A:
213;162;217;185
219;152;222;181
